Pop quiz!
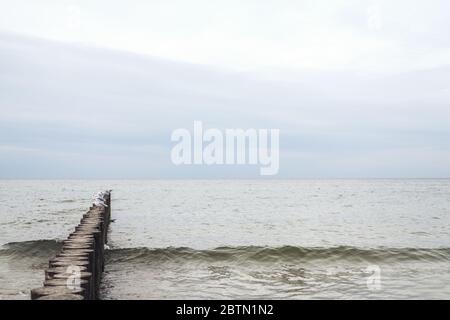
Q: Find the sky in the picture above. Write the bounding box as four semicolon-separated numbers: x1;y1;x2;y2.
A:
0;0;449;178
1;0;450;72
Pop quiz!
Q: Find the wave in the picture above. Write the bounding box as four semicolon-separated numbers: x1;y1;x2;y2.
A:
105;245;450;264
0;239;62;258
2;240;449;263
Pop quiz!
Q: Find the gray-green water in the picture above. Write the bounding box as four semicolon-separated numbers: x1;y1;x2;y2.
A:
1;180;449;299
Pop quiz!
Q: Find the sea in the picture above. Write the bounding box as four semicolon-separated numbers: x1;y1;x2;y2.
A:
0;180;449;299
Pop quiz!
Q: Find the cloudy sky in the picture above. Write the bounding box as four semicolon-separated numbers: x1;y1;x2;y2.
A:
0;0;449;178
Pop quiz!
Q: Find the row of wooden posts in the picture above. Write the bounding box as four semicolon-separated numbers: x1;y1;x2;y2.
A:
31;191;111;300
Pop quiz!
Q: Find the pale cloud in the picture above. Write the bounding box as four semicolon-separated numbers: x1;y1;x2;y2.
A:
0;0;449;71
0;1;449;178
0;32;449;178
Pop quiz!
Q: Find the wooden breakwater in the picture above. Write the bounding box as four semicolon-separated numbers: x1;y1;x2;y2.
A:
31;190;111;300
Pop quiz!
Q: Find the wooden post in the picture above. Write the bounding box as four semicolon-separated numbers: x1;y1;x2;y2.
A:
31;190;111;300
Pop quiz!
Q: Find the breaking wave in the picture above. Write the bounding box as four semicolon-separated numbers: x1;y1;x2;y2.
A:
105;245;450;264
2;240;449;263
0;239;62;258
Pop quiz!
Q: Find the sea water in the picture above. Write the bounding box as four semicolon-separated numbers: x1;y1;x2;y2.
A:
1;180;449;299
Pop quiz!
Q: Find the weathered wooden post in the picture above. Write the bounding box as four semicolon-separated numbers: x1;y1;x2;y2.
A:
30;190;111;300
